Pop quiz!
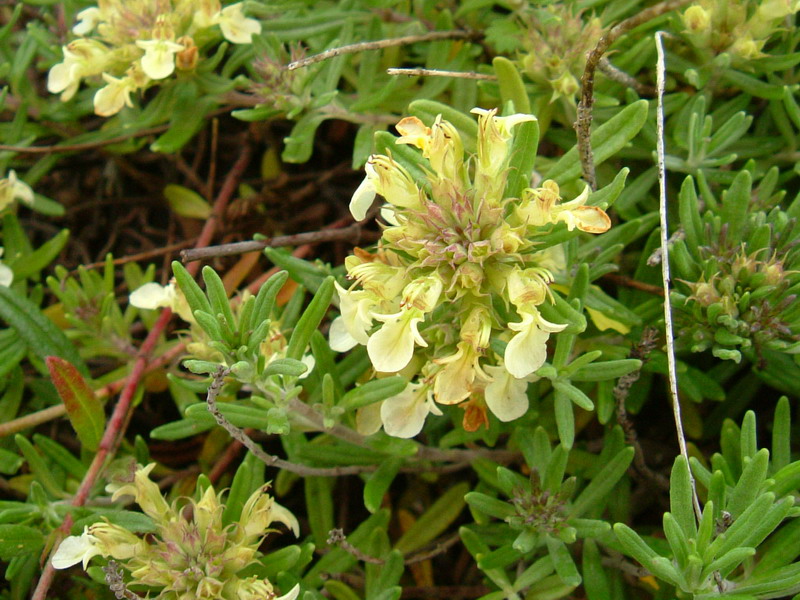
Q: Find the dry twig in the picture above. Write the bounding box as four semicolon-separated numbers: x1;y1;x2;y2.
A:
285;31;476;71
575;0;692;189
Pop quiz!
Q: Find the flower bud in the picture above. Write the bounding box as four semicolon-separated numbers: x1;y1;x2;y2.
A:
175;36;198;70
683;5;712;33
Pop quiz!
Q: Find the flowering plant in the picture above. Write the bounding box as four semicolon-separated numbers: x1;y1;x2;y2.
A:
331;108;611;437
48;0;261;116
52;464;299;600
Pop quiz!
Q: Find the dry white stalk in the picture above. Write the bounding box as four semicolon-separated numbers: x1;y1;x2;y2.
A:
654;30;702;521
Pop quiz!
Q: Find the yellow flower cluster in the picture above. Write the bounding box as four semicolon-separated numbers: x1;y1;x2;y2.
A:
332;109;611;438
48;0;261;116
682;0;800;60
52;464;300;600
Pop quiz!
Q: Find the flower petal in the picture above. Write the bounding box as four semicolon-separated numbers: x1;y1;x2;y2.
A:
129;282;175;310
484;365;529;421
380;383;430;438
136;40;183;80
219;3;262;44
271;501;300;536
349;175;377;221
0;262;12;287
328;316;358;352
52;528;101;570
368;309;425;373
504;310;565;378
559;205;611;233
276;584;301;600
73;7;102;36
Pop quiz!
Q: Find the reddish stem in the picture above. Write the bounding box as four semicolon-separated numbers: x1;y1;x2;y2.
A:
33;142;253;600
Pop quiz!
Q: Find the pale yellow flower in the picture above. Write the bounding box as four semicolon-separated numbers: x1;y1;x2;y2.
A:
218;3;262;44
129;281;194;322
484;364;532;421
520;181;611;234
471;108;537;179
0;170;34;211
504;308;567;378
380;382;441;438
47;39;109;100
433;342;487;405
93;73;136;116
51;527;102;570
367;307;428;373
72;7;102;36
136;39;185;80
349;155;422;220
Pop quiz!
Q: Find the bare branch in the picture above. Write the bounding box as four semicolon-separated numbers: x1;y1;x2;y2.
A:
387;67;496;80
575;0;693;189
286;31;476;71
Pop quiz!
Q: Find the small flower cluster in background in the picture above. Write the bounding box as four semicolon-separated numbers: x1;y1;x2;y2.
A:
53;464;300;600
681;0;800;61
331;109;611;437
48;0;261;116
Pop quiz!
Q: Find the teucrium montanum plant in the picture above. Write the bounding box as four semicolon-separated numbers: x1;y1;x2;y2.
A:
48;0;261;116
52;463;300;600
331;108;612;438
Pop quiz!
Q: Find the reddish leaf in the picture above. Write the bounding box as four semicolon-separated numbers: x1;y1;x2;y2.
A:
46;356;104;451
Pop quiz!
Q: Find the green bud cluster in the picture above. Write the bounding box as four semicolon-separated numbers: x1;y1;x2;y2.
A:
681;0;800;62
517;5;603;101
671;173;800;363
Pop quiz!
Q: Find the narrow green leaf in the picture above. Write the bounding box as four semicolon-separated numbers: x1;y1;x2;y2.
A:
662;512;690;569
395;482;469;554
46;357;104;452
286;276;334;361
720;169;752;241
222;452;265;527
364;458;401;514
340;377;407;411
582;539;611;600
493;56;531;113
773;398;792;472
505;120;540;199
305;476;334;548
14;436;64;498
202;266;236;332
669;456;697;538
546;536;581;587
554;389;575;450
0;286;88;376
262;357;308;378
570;359;642;382
171;261;212;316
163;184;211;219
553;381;594;411
464;491;517;521
10;229;69;280
728;449;770;519
546;100;648;183
32;434;86;480
570;447;634;518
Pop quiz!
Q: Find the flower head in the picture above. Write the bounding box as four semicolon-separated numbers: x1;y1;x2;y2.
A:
338;109;611;436
53;464;298;600
49;0;262;116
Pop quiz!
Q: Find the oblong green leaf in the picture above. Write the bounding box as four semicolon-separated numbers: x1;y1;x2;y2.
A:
546;100;648;183
395;482;469;554
46;357;104;452
0;286;88;376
